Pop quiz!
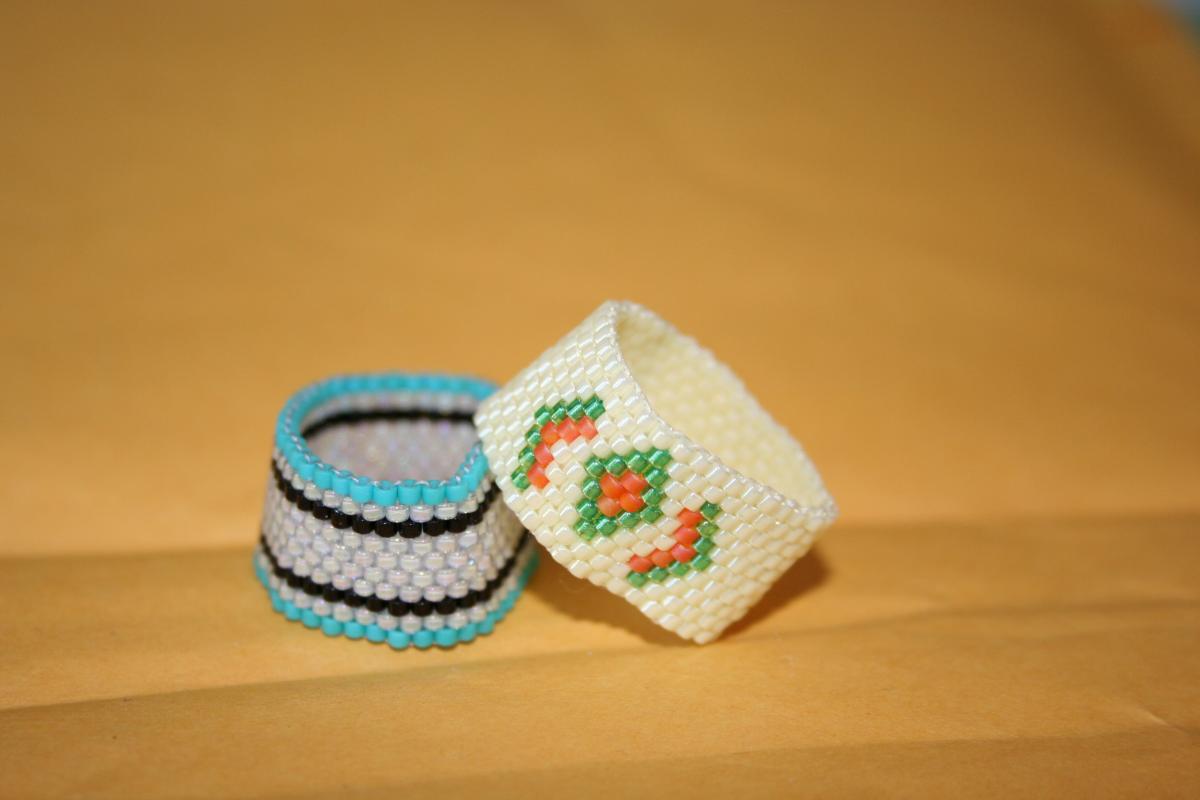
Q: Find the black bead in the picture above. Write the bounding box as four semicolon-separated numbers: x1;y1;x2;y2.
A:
399;520;421;539
286;573;302;588
424;519;445;536
345;592;366;608
447;516;467;533
285;484;299;502
322;585;343;603
352;516;373;534
387;599;409;617
375;520;396;538
313;504;331;520
298;496;314;512
468;508;483;526
303;578;321;596
366;597;385;612
273;565;287;579
413;600;434;617
435;598;457;615
331;510;350;529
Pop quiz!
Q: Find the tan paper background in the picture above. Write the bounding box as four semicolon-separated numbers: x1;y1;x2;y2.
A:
1;1;1198;796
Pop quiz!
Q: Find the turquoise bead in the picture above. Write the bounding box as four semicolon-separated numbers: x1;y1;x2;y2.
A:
458;624;477;643
344;622;365;640
398;482;421;505
313;464;333;490
445;480;467;503
301;610;320;628
421;483;445;505
387;631;410;650
365;625;386;643
321;618;342;636
413;630;434;649
332;470;351;495
284;603;301;621
435;629;457;648
372;480;397;506
350;477;373;503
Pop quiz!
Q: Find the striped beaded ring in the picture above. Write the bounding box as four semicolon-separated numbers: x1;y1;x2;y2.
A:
474;301;836;644
256;373;537;650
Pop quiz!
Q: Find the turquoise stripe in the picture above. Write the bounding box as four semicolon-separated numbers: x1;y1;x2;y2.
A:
253;550;536;650
274;372;497;499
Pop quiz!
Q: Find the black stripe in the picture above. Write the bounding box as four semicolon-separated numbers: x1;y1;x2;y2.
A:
300;407;475;439
261;532;530;616
271;461;499;536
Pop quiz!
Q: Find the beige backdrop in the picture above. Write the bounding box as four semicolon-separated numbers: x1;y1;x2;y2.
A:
1;1;1198;797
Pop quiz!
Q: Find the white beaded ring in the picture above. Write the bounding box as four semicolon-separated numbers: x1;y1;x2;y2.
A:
474;301;837;643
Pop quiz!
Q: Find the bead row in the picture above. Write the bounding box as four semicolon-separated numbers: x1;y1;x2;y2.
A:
261;477;524;604
253;546;538;649
274;373;497;503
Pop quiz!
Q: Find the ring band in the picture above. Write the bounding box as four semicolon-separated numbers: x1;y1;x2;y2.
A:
475;302;836;643
256;373;536;650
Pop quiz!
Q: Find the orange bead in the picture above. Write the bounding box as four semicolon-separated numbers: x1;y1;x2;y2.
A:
677;508;704;527
650;549;675;568
527;465;549;489
674;526;700;546
628;555;653;574
671;544;696;563
619;471;648;495
557;419;580;443
619;492;645;513
540;423;559;446
577;417;598;439
599;473;623;498
533;442;553;466
597;496;622;517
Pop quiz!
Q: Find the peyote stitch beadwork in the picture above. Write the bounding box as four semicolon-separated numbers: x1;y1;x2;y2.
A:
475;301;838;644
511;397;722;586
257;372;535;650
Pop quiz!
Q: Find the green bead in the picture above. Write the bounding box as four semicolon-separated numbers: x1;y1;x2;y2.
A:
645;468;668;487
550;403;567;423
640;505;663;524
618;511;640;529
700;501;722;520
567;399;586;420
641;487;664;507
649;567;669;583
694;536;715;554
585;456;606;477
574;519;597;539
625;452;648;473
698;520;719;537
626;571;648;588
518;447;536;470
649;448;672;468
577;500;599;520
524;427;542;447
581;478;602;500
511;470;531;490
605;455;627;476
692;555;712;571
669;562;690;577
584;397;605;419
595;517;618;536
534;406;552;427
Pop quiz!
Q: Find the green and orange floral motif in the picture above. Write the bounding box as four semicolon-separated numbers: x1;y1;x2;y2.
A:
511;396;719;587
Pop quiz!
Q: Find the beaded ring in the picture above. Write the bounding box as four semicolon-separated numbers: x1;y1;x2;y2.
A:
474;302;837;643
256;373;536;650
